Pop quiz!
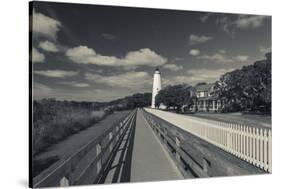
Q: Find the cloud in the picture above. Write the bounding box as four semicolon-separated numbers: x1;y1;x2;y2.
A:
189;49;201;56
85;71;151;89
200;13;212;23
163;64;183;71
32;10;61;39
189;34;212;45
39;40;59;52
216;15;268;35
101;33;117;40
33;82;52;97
235;55;249;62
66;46;167;68
185;68;234;84
198;52;234;64
260;46;271;54
163;68;234;86
198;50;250;64
235;15;268;29
34;70;78;78
32;47;45;63
60;81;90;88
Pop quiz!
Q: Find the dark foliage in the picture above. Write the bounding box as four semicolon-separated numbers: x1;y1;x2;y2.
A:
155;84;192;110
215;53;271;113
107;92;152;110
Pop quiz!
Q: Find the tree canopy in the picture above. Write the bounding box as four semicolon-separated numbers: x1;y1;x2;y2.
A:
155;84;192;110
214;53;271;113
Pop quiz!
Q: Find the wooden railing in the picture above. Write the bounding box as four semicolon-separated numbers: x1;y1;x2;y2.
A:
33;110;137;188
142;109;210;178
144;108;272;173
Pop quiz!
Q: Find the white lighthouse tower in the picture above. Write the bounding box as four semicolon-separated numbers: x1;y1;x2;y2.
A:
151;68;162;108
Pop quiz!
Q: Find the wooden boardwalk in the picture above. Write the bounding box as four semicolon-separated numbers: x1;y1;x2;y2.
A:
99;109;183;183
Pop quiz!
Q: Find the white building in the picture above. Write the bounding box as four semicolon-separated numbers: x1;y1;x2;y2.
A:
151;68;162;108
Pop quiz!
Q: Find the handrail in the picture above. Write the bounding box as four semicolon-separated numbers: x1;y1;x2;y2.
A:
142;109;209;178
33;110;136;187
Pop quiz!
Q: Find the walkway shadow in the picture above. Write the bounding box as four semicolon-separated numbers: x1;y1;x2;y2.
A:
97;114;137;184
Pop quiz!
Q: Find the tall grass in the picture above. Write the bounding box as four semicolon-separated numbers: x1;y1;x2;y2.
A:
32;99;111;156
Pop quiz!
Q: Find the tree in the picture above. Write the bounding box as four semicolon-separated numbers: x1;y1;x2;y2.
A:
155;84;192;111
214;53;271;113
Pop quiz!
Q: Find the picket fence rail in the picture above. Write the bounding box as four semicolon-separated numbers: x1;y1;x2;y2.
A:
145;108;272;173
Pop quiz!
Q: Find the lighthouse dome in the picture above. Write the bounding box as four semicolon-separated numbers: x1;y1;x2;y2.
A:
154;68;161;74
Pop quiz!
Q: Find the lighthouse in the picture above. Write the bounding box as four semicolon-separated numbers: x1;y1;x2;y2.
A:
151;68;162;108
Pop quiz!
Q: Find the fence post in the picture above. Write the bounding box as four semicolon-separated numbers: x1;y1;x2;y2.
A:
246;126;249;162
260;128;264;169
257;128;260;167
268;130;272;173
249;127;253;163
241;125;244;159
263;129;268;171
253;128;257;165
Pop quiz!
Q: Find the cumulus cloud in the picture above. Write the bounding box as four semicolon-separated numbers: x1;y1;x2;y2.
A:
186;68;234;84
189;49;201;56
66;46;167;68
163;68;234;86
60;81;89;88
260;46;271;54
34;70;78;78
235;55;249;62
85;71;151;88
32;10;61;39
198;50;250;64
235;15;268;29
39;40;59;52
189;34;212;45
163;64;183;71
216;15;268;35
198;52;234;64
32;47;45;63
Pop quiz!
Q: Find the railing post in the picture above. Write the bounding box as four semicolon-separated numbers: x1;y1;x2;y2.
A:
164;128;168;145
175;136;181;162
115;125;119;142
109;132;113;152
60;176;70;187
203;158;210;174
96;143;102;174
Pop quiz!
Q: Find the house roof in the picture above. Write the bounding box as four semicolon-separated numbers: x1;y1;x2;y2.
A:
194;83;215;92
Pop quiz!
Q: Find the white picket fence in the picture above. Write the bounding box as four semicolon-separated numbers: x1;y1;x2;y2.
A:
145;108;272;173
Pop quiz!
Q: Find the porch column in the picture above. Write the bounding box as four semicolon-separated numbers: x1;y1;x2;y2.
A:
203;100;206;111
213;100;215;111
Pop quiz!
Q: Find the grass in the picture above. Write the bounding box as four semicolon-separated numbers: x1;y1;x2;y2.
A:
32;100;111;156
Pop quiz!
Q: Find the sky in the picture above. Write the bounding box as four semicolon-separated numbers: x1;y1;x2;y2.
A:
31;1;271;102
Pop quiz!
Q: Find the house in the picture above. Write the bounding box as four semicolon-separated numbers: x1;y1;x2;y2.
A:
190;83;224;112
